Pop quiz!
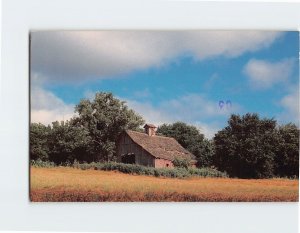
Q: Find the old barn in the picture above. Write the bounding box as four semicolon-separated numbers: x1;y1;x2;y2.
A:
116;124;196;168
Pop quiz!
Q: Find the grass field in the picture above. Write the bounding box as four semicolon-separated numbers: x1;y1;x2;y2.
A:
30;167;299;202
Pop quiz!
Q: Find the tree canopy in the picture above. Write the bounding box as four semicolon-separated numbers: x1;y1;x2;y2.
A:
213;113;298;178
30;92;145;163
73;92;145;161
274;123;299;177
47;120;92;163
30;123;51;161
157;122;214;167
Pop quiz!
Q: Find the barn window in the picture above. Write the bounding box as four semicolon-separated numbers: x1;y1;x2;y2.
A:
121;153;135;164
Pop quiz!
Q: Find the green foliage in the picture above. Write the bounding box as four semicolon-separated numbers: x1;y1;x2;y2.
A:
274;123;299;177
173;157;191;168
213;113;281;178
30;123;51;161
30;159;55;168
30;92;145;164
157;122;213;167
47;120;92;164
197;139;215;167
74;92;145;161
187;167;228;178
73;162;228;178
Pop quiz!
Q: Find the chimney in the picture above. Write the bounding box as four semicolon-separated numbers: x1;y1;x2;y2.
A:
144;124;157;136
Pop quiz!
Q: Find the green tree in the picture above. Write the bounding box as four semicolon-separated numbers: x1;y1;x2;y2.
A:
200;139;215;167
30;123;51;161
213;113;280;178
73;92;145;162
157;122;213;167
47;120;91;164
274;123;299;177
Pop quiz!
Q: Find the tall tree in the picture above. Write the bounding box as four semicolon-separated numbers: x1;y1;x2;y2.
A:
47;120;91;164
213;113;280;178
157;122;213;167
74;92;145;161
274;123;299;177
30;123;51;161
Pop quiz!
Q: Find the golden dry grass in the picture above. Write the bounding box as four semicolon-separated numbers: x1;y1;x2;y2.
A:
30;167;299;202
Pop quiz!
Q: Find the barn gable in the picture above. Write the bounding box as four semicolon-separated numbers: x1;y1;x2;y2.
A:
117;131;155;167
116;124;196;168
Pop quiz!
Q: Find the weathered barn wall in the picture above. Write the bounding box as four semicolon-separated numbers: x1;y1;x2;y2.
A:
117;133;155;167
154;159;174;168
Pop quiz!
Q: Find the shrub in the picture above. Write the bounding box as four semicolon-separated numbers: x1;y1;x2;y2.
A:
187;167;228;178
74;162;228;178
173;157;191;169
30;159;228;178
30;159;55;168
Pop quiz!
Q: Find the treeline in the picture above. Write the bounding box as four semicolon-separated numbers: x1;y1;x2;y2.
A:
30;92;299;179
31;92;144;164
157;116;299;179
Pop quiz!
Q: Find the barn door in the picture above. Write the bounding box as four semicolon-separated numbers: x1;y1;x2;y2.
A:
121;153;135;164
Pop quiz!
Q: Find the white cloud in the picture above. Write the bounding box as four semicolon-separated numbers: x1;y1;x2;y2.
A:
194;121;221;140
160;94;240;120
31;109;75;125
31;74;76;125
125;99;172;126
133;88;151;99
279;88;299;125
31;31;283;83
244;58;294;89
204;73;219;90
125;94;241;139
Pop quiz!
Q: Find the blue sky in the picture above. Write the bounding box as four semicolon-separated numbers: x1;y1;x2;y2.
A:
31;31;299;138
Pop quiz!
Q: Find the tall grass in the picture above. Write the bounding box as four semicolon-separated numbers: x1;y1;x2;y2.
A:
30;167;299;202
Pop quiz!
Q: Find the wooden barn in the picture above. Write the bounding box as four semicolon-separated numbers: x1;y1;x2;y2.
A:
116;124;196;168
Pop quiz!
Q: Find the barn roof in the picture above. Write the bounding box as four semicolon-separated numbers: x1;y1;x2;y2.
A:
125;130;196;162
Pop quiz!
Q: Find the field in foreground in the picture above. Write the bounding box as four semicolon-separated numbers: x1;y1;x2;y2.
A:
30;167;299;202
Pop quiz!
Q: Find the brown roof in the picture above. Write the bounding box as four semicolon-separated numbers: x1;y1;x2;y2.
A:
125;130;196;162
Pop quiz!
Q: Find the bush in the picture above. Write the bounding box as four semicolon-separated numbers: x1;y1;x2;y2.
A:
30;159;55;168
173;157;191;169
187;167;228;178
74;162;228;178
30;159;228;178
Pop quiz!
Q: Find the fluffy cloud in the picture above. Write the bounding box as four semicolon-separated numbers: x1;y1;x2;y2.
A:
244;58;294;89
31;87;75;125
125;100;172;126
279;88;299;124
31;109;75;125
125;94;240;138
31;74;76;125
194;121;222;140
31;31;283;83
